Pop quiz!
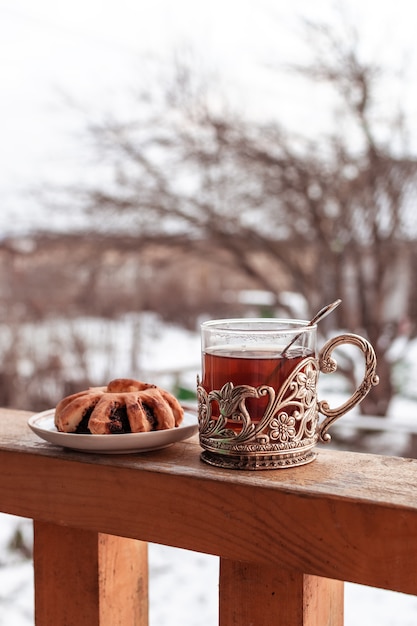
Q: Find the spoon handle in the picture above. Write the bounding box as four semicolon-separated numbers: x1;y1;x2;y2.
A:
309;299;342;327
281;299;342;356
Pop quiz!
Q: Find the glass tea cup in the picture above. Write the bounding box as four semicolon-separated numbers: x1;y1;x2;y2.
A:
196;318;379;470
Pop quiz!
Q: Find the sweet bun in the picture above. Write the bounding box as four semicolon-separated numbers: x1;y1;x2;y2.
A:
54;378;184;434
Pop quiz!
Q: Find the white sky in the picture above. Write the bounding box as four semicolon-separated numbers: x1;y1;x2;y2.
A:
1;0;417;233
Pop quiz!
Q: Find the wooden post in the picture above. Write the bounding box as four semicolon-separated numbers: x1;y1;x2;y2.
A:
33;521;148;626
219;559;344;626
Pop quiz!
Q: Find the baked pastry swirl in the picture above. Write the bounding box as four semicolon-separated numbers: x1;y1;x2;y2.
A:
54;378;184;434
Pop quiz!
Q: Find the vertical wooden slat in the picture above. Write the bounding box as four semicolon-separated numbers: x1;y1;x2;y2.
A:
219;558;344;626
33;521;148;626
98;533;148;626
303;574;344;626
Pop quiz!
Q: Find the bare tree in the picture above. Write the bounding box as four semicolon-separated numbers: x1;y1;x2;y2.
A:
52;21;417;416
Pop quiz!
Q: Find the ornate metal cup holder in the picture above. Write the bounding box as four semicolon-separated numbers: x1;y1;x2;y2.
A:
197;334;379;470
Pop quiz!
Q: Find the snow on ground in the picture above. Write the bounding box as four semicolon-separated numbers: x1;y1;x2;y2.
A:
6;312;201;393
1;314;417;624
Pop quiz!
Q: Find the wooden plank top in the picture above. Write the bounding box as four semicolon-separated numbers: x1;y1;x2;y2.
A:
1;408;417;595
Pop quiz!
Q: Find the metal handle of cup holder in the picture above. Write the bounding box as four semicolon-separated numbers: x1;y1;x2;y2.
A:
317;333;379;443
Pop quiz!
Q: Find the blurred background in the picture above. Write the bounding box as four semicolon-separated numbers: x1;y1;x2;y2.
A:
2;0;417;623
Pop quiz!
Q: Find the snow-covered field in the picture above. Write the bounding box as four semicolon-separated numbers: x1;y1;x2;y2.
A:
1;313;417;625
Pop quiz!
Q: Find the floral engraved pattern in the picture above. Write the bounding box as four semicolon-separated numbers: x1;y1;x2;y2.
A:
296;363;317;404
209;382;257;421
319;356;337;374
270;412;297;442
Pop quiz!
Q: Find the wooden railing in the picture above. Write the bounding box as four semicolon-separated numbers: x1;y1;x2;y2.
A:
1;407;417;625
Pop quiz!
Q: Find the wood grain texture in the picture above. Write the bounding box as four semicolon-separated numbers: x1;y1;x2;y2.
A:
33;522;148;626
2;410;417;596
219;560;344;626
